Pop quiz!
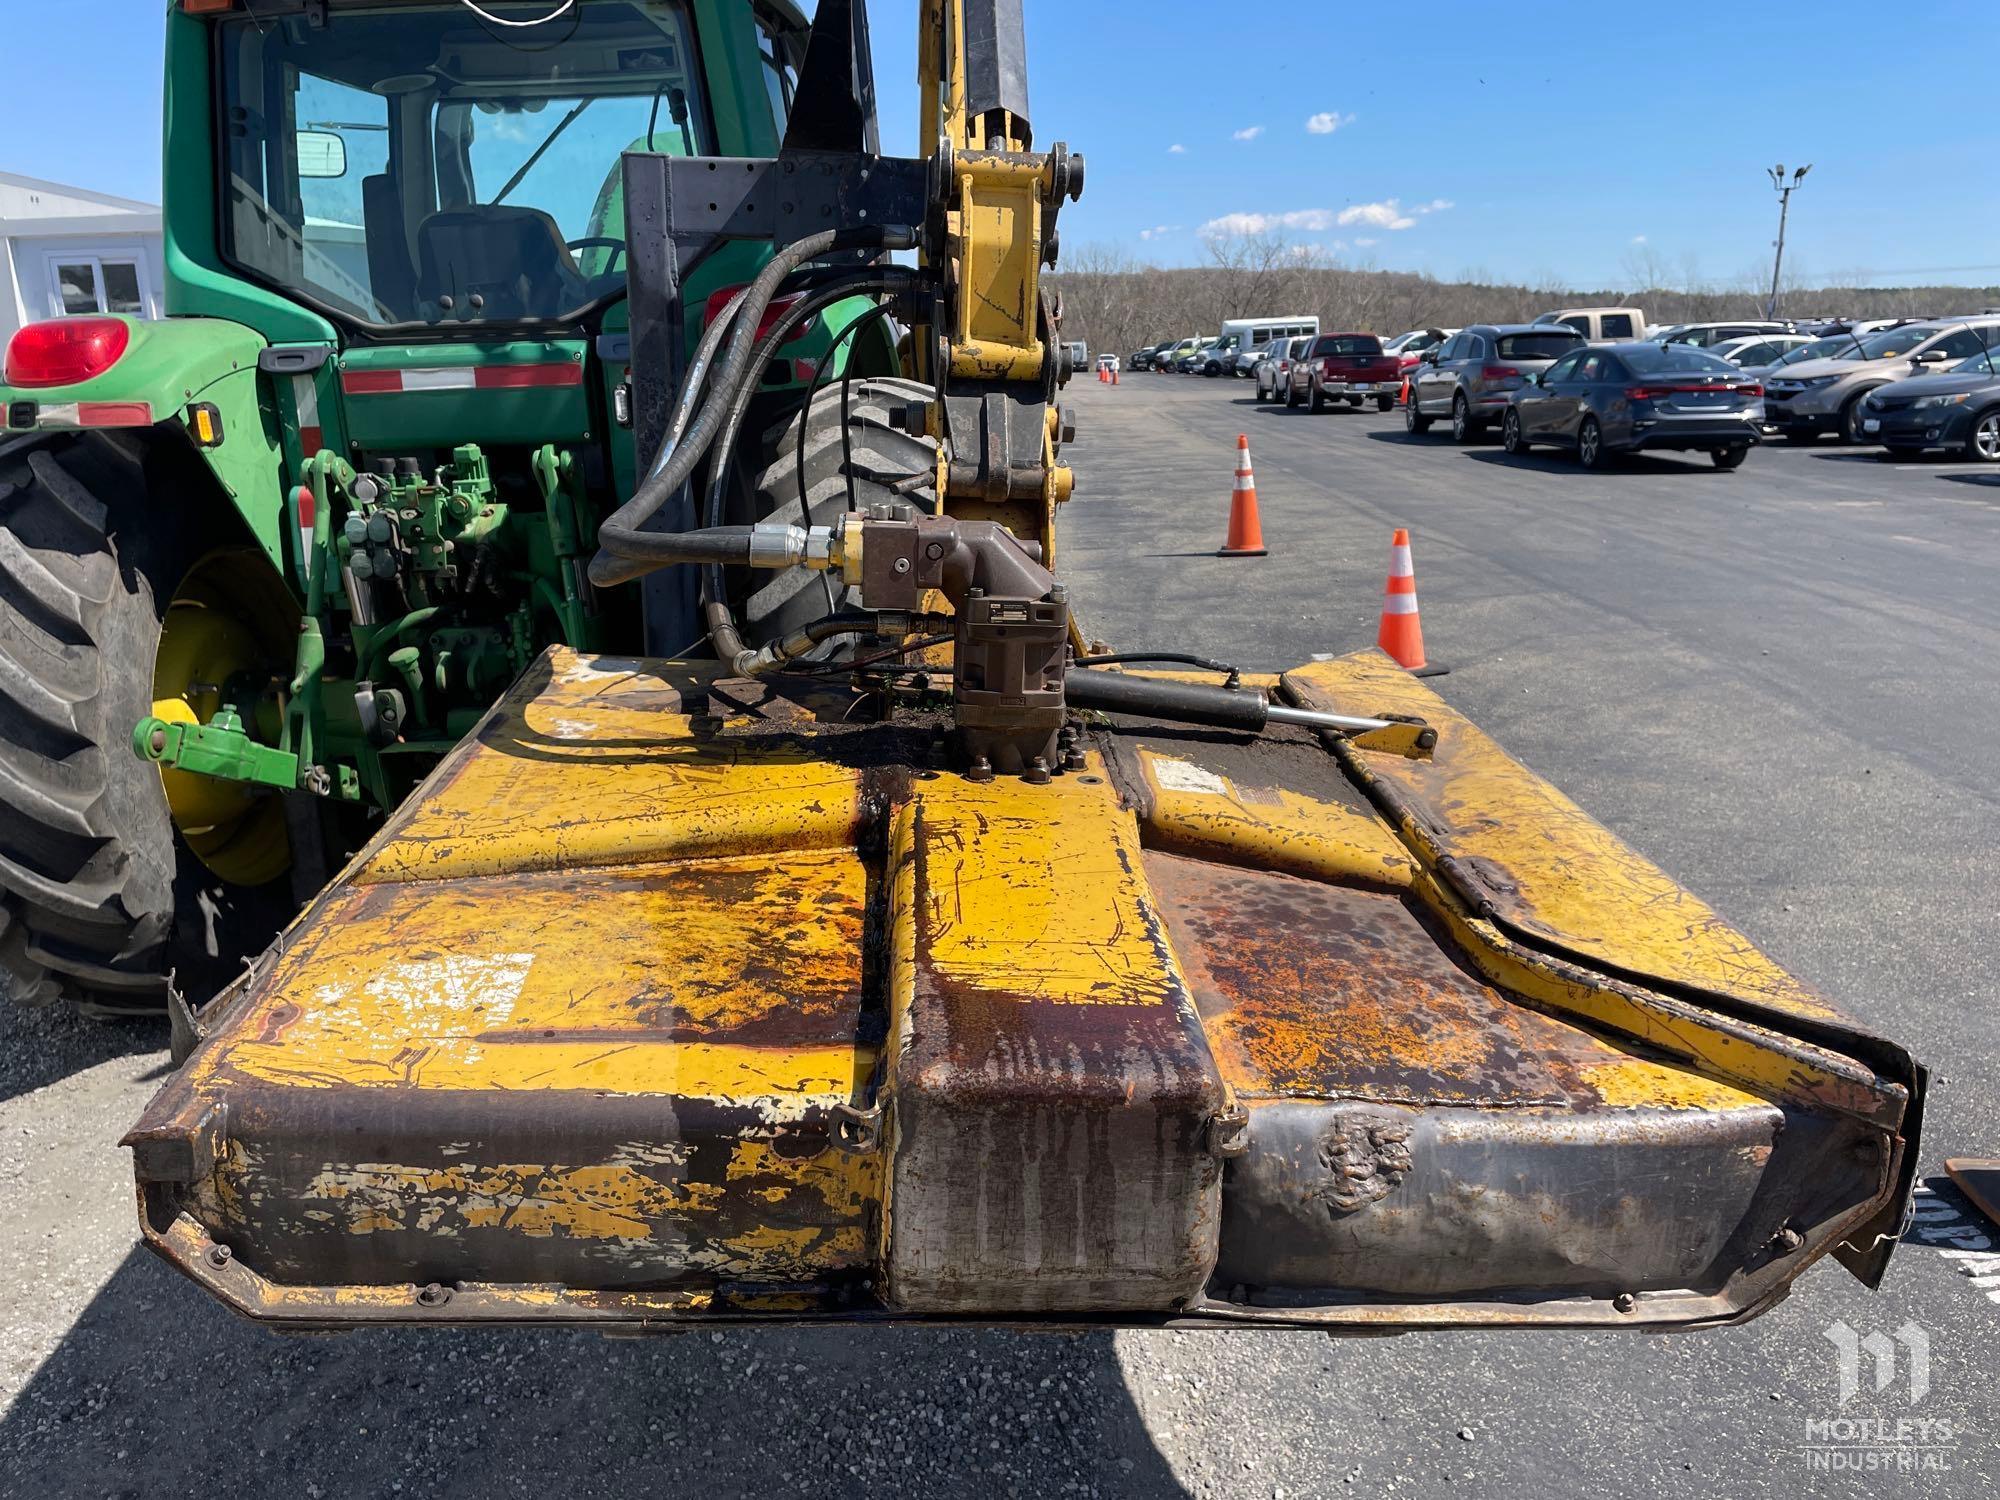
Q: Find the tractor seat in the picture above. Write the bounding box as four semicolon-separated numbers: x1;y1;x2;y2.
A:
414;205;584;321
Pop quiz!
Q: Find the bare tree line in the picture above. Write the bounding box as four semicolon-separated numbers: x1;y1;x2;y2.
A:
1050;233;2000;354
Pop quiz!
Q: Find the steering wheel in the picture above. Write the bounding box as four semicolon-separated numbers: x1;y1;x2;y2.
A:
567;236;626;273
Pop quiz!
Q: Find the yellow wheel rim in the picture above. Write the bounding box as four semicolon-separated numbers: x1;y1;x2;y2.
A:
151;550;298;887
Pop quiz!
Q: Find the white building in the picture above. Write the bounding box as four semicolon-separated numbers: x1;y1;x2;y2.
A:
0;171;164;344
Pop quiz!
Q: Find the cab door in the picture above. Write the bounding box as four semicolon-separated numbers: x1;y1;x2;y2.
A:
1546;350;1606;445
1522;350;1584;440
1416;335;1459;411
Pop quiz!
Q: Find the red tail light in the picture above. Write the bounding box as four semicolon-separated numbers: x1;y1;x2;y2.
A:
701;286;809;344
5;317;132;389
1736;383;1763;397
1481;365;1521;381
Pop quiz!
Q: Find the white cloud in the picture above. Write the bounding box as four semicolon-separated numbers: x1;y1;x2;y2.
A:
1631;234;1648;244
1138;225;1179;242
1334;197;1452;231
1305;111;1355;135
1337;200;1416;230
1167;143;1187;154
1232;125;1265;141
1199;209;1337;236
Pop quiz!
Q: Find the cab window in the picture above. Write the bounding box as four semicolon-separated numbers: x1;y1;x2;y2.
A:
755;6;805;135
1600;313;1637;339
218;1;714;328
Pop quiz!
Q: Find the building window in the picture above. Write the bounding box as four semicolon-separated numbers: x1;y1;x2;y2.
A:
48;257;150;317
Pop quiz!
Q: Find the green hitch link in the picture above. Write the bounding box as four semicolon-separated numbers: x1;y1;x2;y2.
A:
133;708;303;793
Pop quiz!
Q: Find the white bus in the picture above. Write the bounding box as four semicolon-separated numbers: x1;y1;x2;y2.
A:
1216;316;1320;375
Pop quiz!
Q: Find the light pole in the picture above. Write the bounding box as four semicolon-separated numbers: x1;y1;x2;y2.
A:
1765;163;1810;319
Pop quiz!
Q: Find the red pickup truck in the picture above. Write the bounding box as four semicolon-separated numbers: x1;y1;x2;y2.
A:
1286;332;1402;412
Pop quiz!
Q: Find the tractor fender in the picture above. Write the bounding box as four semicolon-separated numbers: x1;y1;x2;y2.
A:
0;315;293;575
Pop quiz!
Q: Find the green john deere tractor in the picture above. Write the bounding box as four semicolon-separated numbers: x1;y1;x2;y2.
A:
0;0;907;1014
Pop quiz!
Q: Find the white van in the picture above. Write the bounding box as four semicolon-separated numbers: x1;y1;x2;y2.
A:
1533;307;1648;343
1216;316;1320;376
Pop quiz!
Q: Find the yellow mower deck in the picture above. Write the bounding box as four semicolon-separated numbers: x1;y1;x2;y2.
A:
126;648;1922;1332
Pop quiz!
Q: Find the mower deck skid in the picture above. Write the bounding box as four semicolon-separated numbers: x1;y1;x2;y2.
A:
126;649;1922;1333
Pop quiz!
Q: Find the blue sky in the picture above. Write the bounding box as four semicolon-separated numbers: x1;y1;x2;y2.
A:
7;1;1997;290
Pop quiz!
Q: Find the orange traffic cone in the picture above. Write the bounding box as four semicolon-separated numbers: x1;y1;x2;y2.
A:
1097;364;1107;382
1376;528;1426;668
1111;366;1120;385
1398;375;1411;406
1218;434;1267;557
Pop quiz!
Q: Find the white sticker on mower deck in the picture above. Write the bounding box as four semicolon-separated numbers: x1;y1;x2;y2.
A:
313;952;536;1036
1150;756;1231;797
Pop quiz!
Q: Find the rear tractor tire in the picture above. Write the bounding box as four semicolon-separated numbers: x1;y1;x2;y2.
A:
0;435;297;1015
740;376;941;647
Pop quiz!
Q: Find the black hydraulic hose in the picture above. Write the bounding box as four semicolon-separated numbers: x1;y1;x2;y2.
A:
590;267;917;591
638;264;884;501
692;274;913;664
585;269;913;686
590;225;901;583
592;526;760;568
1074;652;1241;677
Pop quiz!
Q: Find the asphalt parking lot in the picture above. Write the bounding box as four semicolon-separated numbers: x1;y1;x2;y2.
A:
4;375;1997;1499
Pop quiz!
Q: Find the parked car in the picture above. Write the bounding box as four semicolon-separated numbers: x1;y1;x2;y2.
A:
1195;336;1240;376
1762;318;2000;443
1128;342;1169;371
1385;326;1456;379
1709;333;1817;369
1230;347;1263;377
1857;346;2000;461
1406;323;1586;441
1096;353;1120;376
1158;336;1203;371
1384;327;1455;361
1255;335;1312;402
1764;335;1857;373
1652;320;1795;348
1177;338;1222;373
1286;332;1402;411
1533;306;1648;342
1064;340;1089;372
1499;342;1763;470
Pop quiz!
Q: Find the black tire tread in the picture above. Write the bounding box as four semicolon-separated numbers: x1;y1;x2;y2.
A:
0;434;176;1009
743;377;941;644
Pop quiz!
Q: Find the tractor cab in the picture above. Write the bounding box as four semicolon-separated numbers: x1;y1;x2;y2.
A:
211;1;721;329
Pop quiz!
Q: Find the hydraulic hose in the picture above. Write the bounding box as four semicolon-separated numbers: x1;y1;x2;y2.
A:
638;264;890;494
590;225;910;584
589;526;763;569
592;268;915;589
691;273;914;666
